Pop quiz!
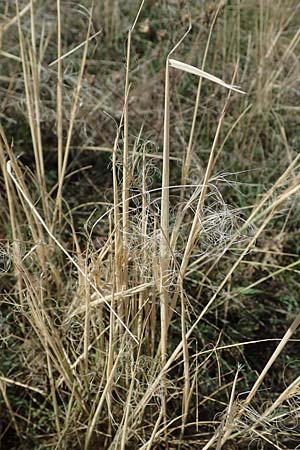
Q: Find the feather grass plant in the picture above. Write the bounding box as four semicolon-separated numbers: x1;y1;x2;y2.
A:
1;1;300;449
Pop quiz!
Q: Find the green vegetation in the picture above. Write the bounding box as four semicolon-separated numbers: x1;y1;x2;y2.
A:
1;0;300;449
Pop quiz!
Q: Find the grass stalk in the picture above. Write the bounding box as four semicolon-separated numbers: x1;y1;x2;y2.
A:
181;0;224;194
56;0;63;223
16;0;49;222
122;28;131;294
52;9;93;229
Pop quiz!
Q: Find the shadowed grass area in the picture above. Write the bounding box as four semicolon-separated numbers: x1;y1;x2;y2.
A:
1;1;300;449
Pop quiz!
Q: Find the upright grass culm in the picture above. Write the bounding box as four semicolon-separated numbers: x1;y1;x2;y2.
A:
56;0;63;224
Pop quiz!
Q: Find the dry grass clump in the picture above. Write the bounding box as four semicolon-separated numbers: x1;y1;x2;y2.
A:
1;1;300;449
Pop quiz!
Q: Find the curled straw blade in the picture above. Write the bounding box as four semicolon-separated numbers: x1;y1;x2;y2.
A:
169;59;246;94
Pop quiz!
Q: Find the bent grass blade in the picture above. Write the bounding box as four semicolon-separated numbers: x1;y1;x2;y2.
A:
169;59;246;94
